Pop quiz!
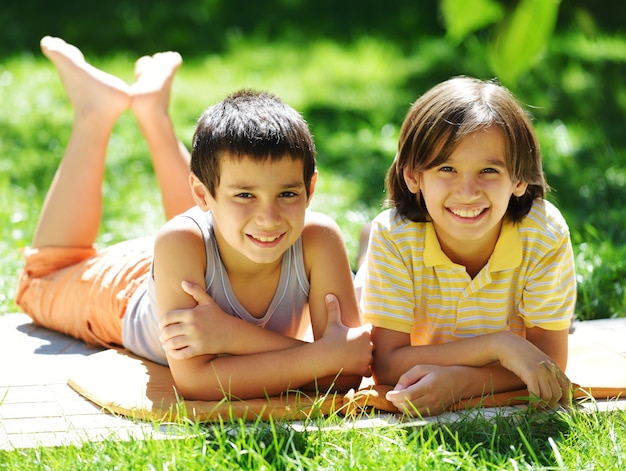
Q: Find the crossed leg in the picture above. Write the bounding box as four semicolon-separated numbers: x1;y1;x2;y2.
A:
32;36;193;250
131;51;194;219
33;36;131;249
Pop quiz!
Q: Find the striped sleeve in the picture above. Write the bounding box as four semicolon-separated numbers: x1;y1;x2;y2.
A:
361;215;416;334
518;202;576;330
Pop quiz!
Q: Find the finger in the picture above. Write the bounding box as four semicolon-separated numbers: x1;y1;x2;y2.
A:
165;346;195;360
545;380;562;409
533;376;562;409
560;376;573;406
545;371;571;409
528;378;553;409
159;316;175;331
159;326;172;343
386;389;428;417
158;321;182;341
385;389;408;411
159;309;186;330
386;387;406;401
386;379;420;410
160;333;188;352
324;293;342;325
181;280;212;304
395;365;428;390
526;381;541;404
540;361;564;408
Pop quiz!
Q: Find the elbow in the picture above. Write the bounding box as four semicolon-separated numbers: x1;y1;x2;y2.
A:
371;351;398;387
169;358;227;401
173;377;226;402
173;379;202;401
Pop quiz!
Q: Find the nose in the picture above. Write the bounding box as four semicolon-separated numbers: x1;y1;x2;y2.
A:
256;200;281;227
454;174;480;201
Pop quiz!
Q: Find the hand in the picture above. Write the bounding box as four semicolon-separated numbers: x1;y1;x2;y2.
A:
385;364;463;416
320;294;373;378
497;333;572;409
159;280;227;360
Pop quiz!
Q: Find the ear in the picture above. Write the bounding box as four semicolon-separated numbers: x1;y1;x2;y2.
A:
402;166;420;194
512;180;528;197
306;170;318;207
189;173;212;210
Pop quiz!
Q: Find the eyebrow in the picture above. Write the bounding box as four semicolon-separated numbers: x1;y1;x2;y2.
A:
439;157;507;167
483;159;507;167
225;181;305;191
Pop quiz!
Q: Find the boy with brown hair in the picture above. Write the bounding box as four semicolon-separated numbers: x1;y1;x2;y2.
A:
17;36;372;402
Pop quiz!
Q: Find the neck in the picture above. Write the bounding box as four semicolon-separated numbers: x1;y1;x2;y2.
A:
436;227;501;279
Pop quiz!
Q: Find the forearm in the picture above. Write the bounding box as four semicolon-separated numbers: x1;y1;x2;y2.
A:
171;341;341;401
213;314;306;355
452;364;527;399
163;305;306;357
526;326;569;370
373;331;523;385
302;374;364;394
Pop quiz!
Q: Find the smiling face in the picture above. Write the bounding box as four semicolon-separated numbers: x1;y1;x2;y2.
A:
404;126;527;260
191;154;315;268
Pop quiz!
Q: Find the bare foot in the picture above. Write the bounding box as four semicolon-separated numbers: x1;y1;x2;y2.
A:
40;36;130;120
129;52;182;121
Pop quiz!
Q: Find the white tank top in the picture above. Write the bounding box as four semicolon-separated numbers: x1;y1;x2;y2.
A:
122;206;310;365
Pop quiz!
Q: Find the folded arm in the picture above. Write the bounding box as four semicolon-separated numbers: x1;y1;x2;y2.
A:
373;326;570;414
153;215;372;401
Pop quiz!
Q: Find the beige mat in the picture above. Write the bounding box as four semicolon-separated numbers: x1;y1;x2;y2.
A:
67;348;342;422
347;329;626;414
67;327;626;421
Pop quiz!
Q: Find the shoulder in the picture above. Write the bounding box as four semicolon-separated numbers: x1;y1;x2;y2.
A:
301;209;347;261
302;209;342;240
304;209;340;229
519;199;570;243
371;209;427;243
155;208;206;256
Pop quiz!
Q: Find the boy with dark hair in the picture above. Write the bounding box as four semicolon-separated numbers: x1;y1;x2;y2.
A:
17;36;372;402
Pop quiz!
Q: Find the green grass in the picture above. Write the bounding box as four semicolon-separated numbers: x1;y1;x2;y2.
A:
0;406;625;469
3;33;626;318
1;32;626;466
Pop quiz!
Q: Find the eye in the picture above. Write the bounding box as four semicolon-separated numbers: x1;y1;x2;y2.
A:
438;166;455;173
481;167;499;174
235;192;254;199
279;191;298;198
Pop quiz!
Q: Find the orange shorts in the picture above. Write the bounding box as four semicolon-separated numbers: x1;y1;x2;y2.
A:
15;237;153;348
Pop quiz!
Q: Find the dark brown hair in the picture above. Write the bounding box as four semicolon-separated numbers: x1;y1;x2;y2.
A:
191;90;316;197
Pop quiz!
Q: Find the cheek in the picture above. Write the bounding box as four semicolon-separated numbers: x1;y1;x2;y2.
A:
285;204;307;225
216;204;248;226
419;177;444;202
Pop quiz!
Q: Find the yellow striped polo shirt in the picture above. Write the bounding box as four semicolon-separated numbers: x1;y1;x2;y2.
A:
359;199;576;346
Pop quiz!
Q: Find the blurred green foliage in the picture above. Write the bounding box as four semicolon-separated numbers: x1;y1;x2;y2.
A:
1;0;439;56
3;0;623;57
1;0;625;319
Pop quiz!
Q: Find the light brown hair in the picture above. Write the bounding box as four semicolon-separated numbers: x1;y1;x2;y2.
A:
386;76;547;222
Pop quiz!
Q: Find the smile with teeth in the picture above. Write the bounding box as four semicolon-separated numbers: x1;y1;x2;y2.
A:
449;208;486;218
251;233;282;242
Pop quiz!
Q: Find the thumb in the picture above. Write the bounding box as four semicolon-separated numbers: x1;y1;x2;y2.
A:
324;293;342;325
395;365;427;390
181;280;212;305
